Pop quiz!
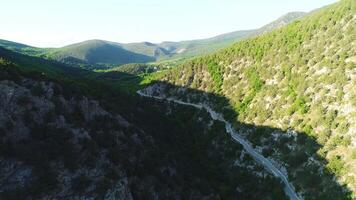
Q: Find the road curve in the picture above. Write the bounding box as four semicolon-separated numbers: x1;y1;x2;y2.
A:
137;90;303;200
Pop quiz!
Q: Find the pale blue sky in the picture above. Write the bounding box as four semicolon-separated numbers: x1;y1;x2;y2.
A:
0;0;338;47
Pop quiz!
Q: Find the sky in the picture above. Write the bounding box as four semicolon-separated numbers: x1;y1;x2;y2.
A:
0;0;338;47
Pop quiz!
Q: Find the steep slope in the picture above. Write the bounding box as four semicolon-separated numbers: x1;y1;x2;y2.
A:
144;0;356;199
0;49;292;199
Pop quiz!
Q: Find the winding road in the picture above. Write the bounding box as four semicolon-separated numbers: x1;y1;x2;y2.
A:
137;90;302;200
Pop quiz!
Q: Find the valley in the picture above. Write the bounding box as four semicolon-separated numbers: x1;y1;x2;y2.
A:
0;0;355;199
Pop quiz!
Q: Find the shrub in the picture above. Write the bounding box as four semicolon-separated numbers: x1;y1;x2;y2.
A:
327;155;345;176
206;60;223;92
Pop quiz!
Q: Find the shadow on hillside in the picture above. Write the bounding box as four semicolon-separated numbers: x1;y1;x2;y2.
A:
1;46;350;198
83;44;156;65
137;80;352;200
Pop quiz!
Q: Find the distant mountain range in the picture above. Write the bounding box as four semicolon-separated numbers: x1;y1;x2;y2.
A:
0;12;306;67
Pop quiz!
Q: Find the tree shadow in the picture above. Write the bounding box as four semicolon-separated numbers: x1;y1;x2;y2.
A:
138;81;353;200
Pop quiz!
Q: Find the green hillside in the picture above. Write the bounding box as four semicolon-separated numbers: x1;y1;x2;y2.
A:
144;0;356;199
0;0;355;199
46;40;157;65
0;47;292;200
160;12;306;60
0;39;48;56
0;47;151;94
0;47;90;79
0;12;304;69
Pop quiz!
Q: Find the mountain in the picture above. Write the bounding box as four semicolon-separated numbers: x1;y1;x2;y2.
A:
141;0;356;199
0;12;305;68
0;47;291;199
0;0;354;199
45;12;306;65
255;12;307;34
121;42;171;58
159;12;306;60
46;40;159;65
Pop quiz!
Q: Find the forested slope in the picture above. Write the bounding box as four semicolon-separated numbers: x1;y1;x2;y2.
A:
0;51;290;199
146;0;356;199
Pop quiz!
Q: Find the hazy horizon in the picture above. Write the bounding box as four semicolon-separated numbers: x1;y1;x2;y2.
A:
0;0;338;48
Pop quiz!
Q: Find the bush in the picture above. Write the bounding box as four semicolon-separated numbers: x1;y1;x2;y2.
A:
327;155;345;176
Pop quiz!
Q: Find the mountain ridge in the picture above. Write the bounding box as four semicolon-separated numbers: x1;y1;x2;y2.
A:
0;11;306;67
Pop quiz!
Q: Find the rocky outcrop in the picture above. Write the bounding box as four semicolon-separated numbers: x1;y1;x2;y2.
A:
0;78;137;199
